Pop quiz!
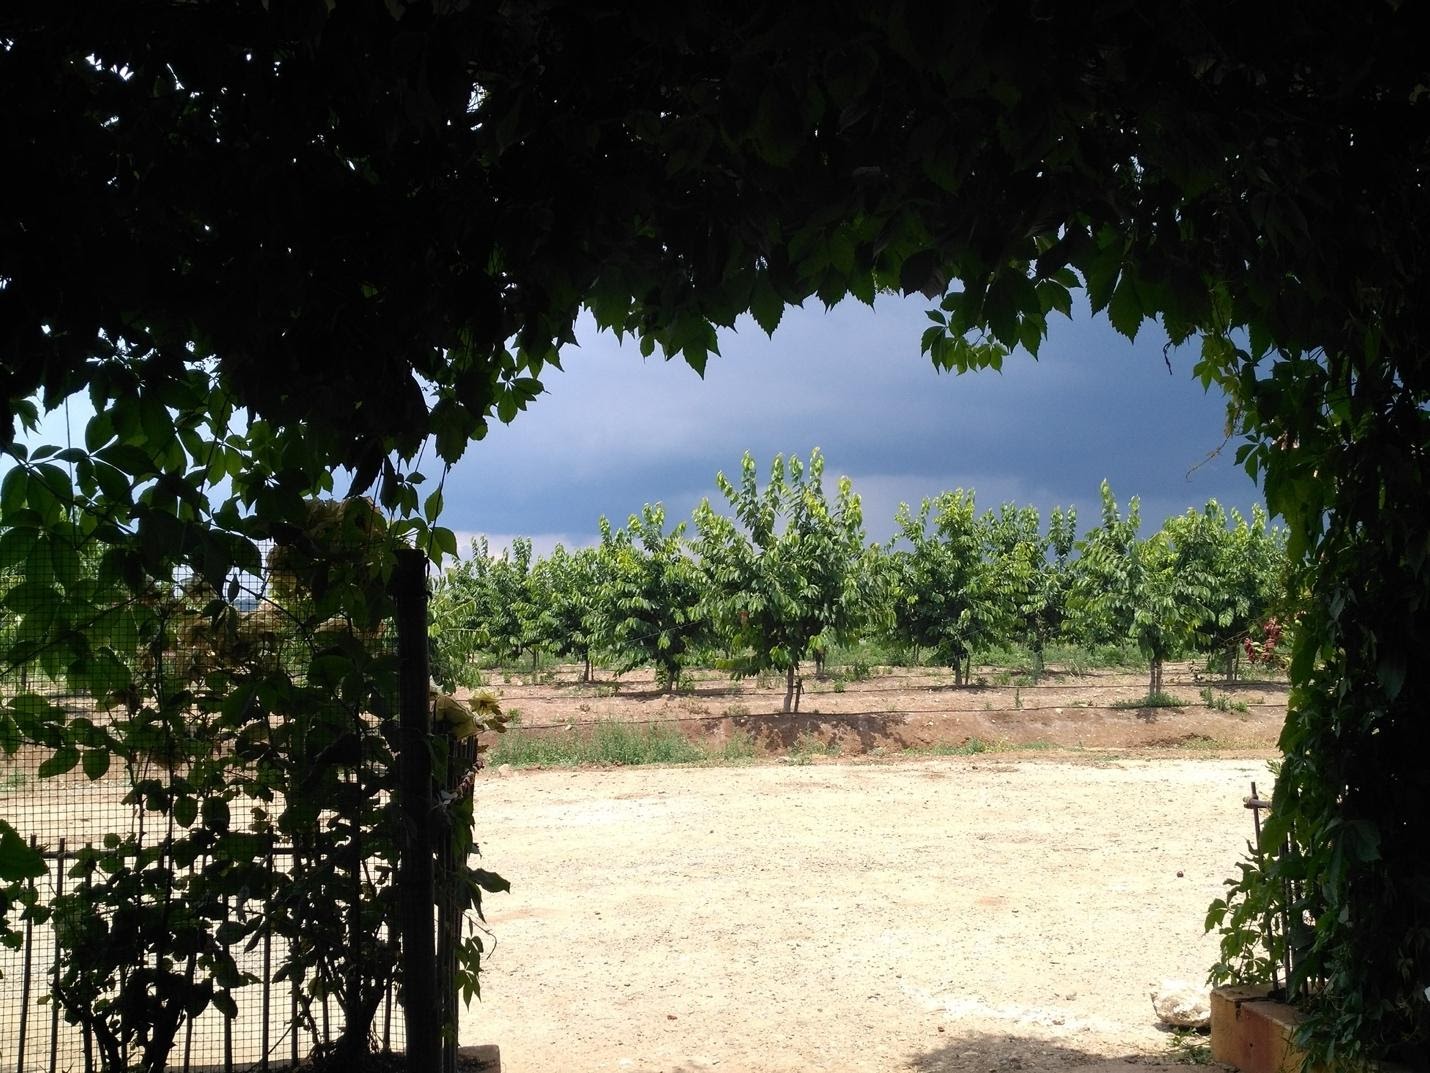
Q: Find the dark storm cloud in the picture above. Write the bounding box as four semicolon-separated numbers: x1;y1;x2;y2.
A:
433;294;1264;549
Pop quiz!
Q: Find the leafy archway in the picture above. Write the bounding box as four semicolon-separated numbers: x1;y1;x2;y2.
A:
3;4;1426;1064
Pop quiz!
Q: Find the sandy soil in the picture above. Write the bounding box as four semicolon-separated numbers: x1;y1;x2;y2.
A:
465;755;1269;1073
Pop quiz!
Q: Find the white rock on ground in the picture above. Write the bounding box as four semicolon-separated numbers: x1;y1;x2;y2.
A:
1151;978;1211;1028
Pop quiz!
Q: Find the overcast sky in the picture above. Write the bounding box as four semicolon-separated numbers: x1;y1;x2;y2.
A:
14;294;1265;557
444;294;1263;555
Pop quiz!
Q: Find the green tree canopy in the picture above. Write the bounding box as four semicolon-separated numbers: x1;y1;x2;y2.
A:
595;506;706;694
984;503;1077;682
886;491;996;686
694;449;880;712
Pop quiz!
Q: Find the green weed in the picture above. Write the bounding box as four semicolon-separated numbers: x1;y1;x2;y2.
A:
488;721;706;768
905;738;1055;757
715;732;758;764
1165;1028;1213;1065
1199;687;1249;714
789;732;840;764
1111;691;1192;710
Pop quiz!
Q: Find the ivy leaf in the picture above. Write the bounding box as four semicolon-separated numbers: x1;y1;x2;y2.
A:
750;274;784;336
471;868;511;894
0;466;28;516
38;745;81;779
82;749;111;781
0;821;45;881
423;487;445;524
1107;275;1143;341
899;250;944;299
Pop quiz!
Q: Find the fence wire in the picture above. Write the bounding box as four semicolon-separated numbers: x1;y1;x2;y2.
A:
0;548;418;1072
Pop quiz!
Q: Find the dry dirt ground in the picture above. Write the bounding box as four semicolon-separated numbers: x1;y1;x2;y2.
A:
464;754;1275;1073
474;659;1289;754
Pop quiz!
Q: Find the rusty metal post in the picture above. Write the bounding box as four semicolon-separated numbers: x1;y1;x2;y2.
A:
1243;781;1280;994
393;548;438;1073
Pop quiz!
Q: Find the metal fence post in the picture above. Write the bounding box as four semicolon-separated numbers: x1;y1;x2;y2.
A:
393;548;438;1073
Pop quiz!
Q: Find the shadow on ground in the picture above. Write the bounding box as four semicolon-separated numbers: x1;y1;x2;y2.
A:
709;710;914;752
899;1028;1214;1073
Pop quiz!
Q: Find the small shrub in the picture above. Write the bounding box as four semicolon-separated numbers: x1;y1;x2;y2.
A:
1199;687;1250;714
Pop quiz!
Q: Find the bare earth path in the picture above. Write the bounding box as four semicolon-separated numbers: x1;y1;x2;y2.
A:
463;755;1266;1073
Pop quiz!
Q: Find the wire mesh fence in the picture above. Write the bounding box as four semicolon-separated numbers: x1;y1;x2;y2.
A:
0;534;468;1072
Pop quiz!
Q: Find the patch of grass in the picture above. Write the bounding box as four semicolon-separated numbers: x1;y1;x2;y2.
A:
929;738;991;756
1165;1028;1214;1065
906;738;1056;757
1199;687;1250;714
1111;691;1193;710
714;731;758;764
488;721;706;768
789;731;839;764
1164;734;1252;752
723;702;750;718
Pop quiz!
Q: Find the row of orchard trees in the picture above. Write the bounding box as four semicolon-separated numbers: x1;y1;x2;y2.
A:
430;451;1290;711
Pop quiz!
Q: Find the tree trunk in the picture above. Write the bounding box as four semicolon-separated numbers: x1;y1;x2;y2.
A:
953;660;964;687
783;664;797;713
664;661;677;694
583;654;593;683
1030;641;1045;683
1226;641;1238;684
1148;657;1164;696
813;647;825;678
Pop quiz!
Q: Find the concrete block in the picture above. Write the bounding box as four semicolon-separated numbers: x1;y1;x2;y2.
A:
458;1043;502;1071
1210;985;1306;1073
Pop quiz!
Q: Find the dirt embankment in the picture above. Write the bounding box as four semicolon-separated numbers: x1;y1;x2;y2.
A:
468;660;1289;756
